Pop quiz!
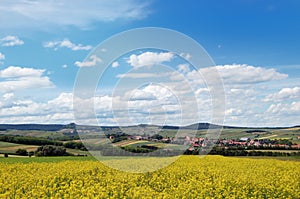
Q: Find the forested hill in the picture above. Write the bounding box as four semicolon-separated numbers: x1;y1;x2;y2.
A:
0;122;297;132
0;124;75;131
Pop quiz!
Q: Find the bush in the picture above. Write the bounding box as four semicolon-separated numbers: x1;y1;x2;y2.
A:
63;141;87;151
16;148;28;156
35;145;70;156
28;151;34;157
0;135;63;146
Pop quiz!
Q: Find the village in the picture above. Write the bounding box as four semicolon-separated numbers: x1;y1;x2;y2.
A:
124;134;300;151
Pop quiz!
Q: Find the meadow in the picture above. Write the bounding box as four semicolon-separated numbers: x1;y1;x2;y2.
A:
0;155;299;198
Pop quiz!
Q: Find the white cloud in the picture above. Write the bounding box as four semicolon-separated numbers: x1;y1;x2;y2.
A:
0;81;299;126
179;52;191;60
62;64;68;68
3;93;14;101
0;36;24;46
267;101;300;115
48;92;73;110
225;108;242;116
177;64;190;73
74;55;102;67
0;61;298;127
264;87;300;102
125;84;174;102
0;66;45;78
114;64;296;126
128;90;157;101
0;52;5;60
112;61;119;68
44;39;92;51
116;72;167;79
199;64;288;84
0;0;151;30
127;52;174;68
0;66;54;92
195;88;209;96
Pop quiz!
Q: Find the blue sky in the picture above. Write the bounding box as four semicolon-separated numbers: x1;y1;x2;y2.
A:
0;0;299;127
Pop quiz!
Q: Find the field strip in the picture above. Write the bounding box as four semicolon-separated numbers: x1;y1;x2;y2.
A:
259;134;278;139
0;145;38;152
114;140;148;147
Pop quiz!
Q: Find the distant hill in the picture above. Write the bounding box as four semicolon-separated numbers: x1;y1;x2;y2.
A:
161;123;220;130
0;122;296;132
0;124;66;131
162;123;250;130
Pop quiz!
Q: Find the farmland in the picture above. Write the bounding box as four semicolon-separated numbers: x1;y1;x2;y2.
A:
0;123;299;198
0;155;299;198
0;123;299;158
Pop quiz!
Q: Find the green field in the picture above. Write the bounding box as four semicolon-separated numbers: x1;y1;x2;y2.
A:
1;125;300;142
0;141;20;148
0;140;87;156
1;153;299;165
0;124;299;159
0;155;95;163
0;141;39;154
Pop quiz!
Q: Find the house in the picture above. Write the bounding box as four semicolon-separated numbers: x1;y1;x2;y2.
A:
239;137;250;142
291;144;300;149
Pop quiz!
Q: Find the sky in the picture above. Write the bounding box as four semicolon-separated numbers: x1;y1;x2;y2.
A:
0;0;299;127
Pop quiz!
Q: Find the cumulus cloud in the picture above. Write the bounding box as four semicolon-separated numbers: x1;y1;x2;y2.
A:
0;92;117;124
177;64;190;73
198;64;288;84
127;52;174;68
112;61;119;68
126;84;175;102
0;52;5;60
179;52;191;60
74;55;102;67
0;0;151;30
48;92;73;110
128;90;157;101
3;93;14;101
217;64;288;83
0;52;5;65
267;101;300;115
0;66;54;92
0;36;24;46
264;87;300;102
0;61;298;126
113;64;296;126
44;39;92;51
116;72;167;79
0;66;45;78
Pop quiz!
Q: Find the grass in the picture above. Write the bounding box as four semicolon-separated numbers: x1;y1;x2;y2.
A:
113;140;147;147
0;141;20;148
66;148;91;156
0;155;154;164
0;155;96;164
246;149;299;153
1;153;299;165
0;141;39;154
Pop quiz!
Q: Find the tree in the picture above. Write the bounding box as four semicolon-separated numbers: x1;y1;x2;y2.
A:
35;145;69;156
151;134;163;140
16;148;28;156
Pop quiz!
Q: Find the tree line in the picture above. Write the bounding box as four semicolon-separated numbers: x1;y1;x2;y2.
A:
0;135;86;149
